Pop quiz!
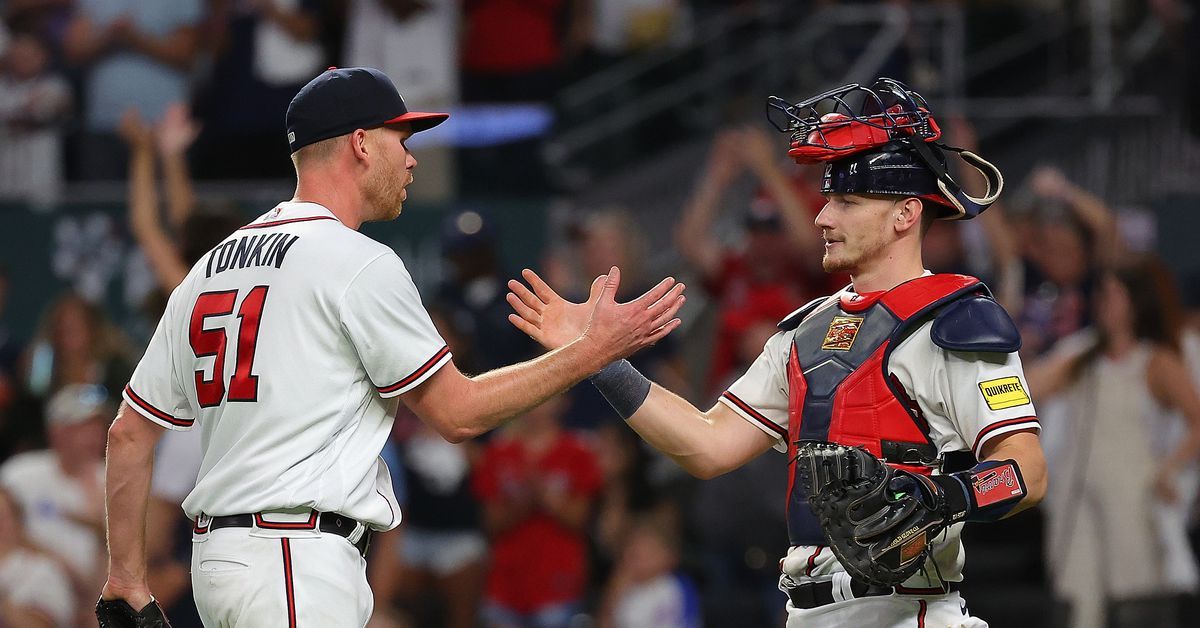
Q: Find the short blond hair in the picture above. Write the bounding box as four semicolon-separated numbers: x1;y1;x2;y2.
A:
290;135;343;171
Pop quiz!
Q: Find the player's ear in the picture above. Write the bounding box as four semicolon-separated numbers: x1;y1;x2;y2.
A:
894;197;923;234
350;128;370;163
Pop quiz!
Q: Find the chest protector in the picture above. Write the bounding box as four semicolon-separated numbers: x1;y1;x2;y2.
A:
782;274;987;546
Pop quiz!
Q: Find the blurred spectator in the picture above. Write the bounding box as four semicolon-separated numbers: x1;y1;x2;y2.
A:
589;421;668;582
554;208;688;429
687;440;788;626
20;291;134;400
0;267;16;417
582;0;692;70
598;518;701;628
374;408;487;628
120;102;243;301
990;166;1120;357
1029;257;1200;628
0;28;71;206
345;0;457;106
344;0;459;199
675;128;827;395
472;395;603;627
0;384;110;624
192;0;326;179
460;0;588;103
63;0;202;180
433;210;538;374
2;0;74;55
0;486;75;628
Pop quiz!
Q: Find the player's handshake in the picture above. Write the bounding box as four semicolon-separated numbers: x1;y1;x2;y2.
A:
506;266;686;362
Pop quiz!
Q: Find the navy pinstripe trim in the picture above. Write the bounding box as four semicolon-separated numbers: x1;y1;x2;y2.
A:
124;385;192;427
239;215;338;230
377;346;451;394
972;416;1039;456
722;391;787;438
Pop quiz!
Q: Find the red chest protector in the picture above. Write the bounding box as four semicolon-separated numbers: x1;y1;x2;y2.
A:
782;274;986;546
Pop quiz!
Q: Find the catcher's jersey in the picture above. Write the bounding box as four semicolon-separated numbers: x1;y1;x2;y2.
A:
123;202;451;529
721;280;1039;583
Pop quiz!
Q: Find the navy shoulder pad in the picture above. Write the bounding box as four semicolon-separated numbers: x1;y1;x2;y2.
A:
779;296;830;331
930;295;1022;353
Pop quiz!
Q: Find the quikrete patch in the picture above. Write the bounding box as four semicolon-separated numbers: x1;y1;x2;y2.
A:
978;376;1031;411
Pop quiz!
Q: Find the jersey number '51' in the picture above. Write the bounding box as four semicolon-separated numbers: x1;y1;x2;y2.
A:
189;285;270;406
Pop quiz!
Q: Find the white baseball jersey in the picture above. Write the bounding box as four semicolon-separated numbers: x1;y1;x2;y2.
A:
123;202;451;529
719;281;1040;586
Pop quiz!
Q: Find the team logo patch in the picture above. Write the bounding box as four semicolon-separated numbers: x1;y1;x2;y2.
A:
971;462;1024;507
978;376;1030;410
822;316;864;351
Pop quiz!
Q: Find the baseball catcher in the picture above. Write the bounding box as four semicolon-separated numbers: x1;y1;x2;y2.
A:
507;76;1046;627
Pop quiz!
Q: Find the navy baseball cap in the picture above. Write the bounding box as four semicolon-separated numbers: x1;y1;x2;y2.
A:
286;67;449;153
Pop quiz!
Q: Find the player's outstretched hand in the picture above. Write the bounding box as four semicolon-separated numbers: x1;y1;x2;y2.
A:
507;267;685;361
507;268;597;350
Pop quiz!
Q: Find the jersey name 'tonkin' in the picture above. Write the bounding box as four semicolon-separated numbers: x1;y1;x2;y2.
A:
204;232;301;277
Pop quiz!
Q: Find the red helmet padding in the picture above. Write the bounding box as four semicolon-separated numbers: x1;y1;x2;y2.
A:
788;107;942;165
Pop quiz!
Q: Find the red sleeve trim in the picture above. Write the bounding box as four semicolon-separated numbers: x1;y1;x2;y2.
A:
972;416;1039;457
377;346;451;394
805;546;823;577
721;391;787;438
124;385;193;427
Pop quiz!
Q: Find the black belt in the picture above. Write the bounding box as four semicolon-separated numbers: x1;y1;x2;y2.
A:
198;512;373;558
786;579;960;610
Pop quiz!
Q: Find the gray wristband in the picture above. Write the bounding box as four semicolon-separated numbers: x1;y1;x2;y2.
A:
589;360;652;420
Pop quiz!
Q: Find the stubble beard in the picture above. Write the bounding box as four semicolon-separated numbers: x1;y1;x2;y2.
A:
364;167;405;222
821;248;853;274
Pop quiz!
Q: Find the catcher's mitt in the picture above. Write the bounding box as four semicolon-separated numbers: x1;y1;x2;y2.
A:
95;597;172;628
794;441;951;587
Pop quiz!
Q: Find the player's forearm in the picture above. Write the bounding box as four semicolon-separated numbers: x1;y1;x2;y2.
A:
982;431;1046;516
104;413;159;588
625;387;737;479
446;337;609;440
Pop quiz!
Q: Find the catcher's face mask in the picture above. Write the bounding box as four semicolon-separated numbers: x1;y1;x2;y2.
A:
767;78;1003;220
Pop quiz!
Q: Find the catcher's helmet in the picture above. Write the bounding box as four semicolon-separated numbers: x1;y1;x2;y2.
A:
766;78;1002;220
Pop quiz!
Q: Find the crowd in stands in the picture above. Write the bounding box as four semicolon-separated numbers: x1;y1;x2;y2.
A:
1;2;1199;628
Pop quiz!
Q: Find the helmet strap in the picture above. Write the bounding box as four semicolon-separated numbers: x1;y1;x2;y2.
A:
907;141;1004;219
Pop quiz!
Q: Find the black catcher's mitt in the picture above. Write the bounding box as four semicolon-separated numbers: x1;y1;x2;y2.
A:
794;441;951;587
95;597;172;628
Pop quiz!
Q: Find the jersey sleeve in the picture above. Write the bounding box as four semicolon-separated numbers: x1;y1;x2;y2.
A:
124;289;195;430
892;325;1040;460
340;253;452;398
719;330;792;452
